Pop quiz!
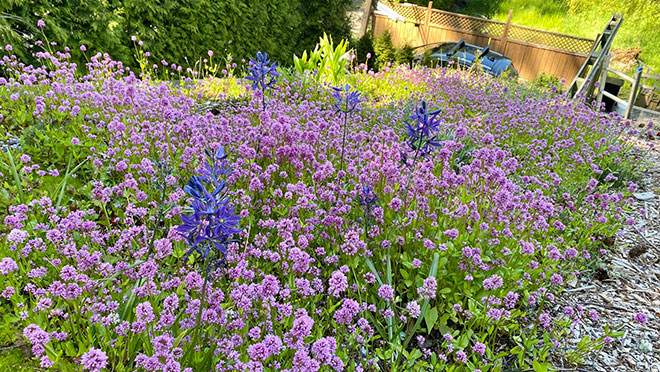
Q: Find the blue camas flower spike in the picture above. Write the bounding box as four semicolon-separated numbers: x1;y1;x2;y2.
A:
200;146;232;187
358;184;378;209
178;148;241;269
331;84;362;172
245;52;279;91
405;100;443;157
357;184;379;236
183;175;206;200
331;84;361;113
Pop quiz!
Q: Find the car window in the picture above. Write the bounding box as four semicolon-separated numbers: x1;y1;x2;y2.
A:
485;52;504;61
458;46;480;55
430;43;454;54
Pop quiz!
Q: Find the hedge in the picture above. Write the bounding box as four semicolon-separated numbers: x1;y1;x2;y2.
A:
0;0;352;69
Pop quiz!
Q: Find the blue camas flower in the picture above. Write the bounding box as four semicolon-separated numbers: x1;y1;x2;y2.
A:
405;101;443;157
331;84;361;113
178;147;240;269
245;52;279;91
199;147;232;187
331;84;362;172
358;184;378;209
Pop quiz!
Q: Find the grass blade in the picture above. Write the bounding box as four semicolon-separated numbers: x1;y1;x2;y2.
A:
6;150;25;204
365;257;384;286
403;251;440;348
56;157;88;210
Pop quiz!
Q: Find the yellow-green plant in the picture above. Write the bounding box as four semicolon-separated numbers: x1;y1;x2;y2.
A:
293;33;351;85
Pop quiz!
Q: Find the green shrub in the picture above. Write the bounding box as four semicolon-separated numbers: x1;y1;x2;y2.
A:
531;73;564;93
293;0;353;57
420;49;440;68
373;31;396;70
371;31;417;70
395;44;415;67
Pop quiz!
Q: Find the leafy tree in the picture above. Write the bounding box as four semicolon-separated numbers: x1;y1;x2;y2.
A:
293;0;353;55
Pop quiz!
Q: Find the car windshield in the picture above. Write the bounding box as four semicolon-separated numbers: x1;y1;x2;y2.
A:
430;43;455;54
456;45;480;55
484;51;504;61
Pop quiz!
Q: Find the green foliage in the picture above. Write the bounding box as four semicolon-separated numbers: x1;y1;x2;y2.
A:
395;44;415;67
122;0;301;69
370;31;416;70
373;31;396;70
0;313;38;371
459;0;505;17
0;0;128;67
293;33;350;85
0;0;352;69
419;49;438;68
390;0;456;10
531;73;563;93
352;31;376;70
488;0;660;72
292;0;353;56
353;31;413;71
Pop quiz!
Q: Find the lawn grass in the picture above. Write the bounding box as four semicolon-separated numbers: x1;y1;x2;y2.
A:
485;0;660;73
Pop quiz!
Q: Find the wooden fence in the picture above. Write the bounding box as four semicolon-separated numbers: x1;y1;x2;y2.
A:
373;2;596;84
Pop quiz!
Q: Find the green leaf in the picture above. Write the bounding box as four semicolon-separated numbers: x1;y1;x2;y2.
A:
403;251;440;347
64;341;77;357
437;313;451;334
5;150;25;204
533;360;549;372
424;307;438;334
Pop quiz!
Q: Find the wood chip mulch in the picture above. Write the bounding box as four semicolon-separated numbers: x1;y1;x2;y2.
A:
554;123;660;372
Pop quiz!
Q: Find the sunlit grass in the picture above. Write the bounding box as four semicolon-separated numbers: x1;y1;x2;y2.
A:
490;0;660;72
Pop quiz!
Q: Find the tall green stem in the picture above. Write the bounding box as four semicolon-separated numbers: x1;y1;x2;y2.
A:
383;136;423;346
340;111;348;172
187;258;209;366
361;119;426;355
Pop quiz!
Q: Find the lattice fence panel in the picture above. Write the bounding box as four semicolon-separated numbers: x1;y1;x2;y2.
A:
388;3;427;22
429;12;505;37
385;2;594;54
508;26;593;54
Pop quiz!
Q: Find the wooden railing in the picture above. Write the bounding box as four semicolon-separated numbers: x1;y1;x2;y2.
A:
639;60;660;94
596;54;644;119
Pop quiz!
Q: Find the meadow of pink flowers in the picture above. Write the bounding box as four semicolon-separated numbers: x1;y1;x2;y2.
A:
0;41;650;372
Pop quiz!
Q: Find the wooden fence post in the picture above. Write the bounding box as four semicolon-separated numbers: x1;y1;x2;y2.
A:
424;2;433;45
596;54;610;108
358;0;374;38
625;66;643;119
499;10;513;52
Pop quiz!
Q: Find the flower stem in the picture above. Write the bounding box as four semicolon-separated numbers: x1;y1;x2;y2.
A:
383;136;423;343
340;111;348;172
191;258;209;365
